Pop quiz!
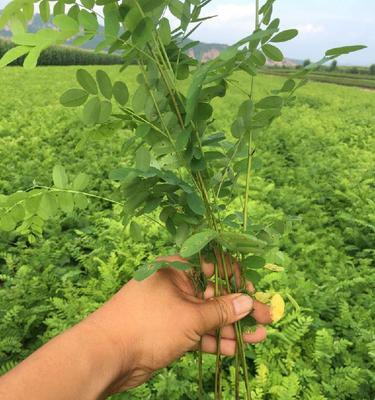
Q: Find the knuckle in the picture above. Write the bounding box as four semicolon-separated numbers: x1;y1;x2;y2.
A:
213;297;232;326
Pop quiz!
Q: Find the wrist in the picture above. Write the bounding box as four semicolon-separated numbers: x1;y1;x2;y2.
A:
74;316;133;398
81;300;138;394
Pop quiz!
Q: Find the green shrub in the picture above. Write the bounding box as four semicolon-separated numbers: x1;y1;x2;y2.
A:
0;38;122;66
0;67;374;399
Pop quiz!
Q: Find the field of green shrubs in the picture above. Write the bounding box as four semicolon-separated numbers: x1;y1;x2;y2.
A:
263;67;375;89
0;66;374;399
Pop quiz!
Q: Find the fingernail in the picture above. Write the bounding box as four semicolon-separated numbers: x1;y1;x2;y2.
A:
233;295;253;315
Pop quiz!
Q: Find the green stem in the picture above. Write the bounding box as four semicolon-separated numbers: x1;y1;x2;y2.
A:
122;3;259;398
121;107;170;140
235;349;240;400
198;340;203;399
225;78;252;97
133;15;215;222
215;329;222;400
243;131;253;232
214;262;222;400
31;186;164;227
216;133;245;199
243;0;260;232
232;3;260;396
135;3;223;240
234;320;251;400
215;249;252;400
138;61;177;151
197;254;204;399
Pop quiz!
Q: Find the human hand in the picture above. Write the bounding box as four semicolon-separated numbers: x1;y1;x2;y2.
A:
85;254;272;395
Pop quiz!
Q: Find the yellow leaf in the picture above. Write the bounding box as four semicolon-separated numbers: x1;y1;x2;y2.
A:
264;263;284;272
255;291;273;303
270;293;285;323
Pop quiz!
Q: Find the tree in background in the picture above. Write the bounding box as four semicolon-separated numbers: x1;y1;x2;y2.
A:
303;59;311;67
329;60;337;71
370;64;375;75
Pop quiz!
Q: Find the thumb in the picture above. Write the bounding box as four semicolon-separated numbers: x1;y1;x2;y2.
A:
195;294;253;335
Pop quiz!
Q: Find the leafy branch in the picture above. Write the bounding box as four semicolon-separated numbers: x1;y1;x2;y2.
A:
0;0;367;398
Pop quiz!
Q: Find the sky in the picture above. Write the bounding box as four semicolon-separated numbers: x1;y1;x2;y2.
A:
192;0;374;65
0;0;374;65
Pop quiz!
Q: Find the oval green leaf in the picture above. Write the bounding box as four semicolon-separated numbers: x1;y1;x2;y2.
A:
242;255;266;269
180;229;218;258
0;46;30;68
132;17;153;48
53;0;64;16
256;95;283;109
96;69;112;99
245;270;262;285
217;231;267;254
98;100;112;123
124;7;142;32
60;88;88;107
23;47;42;69
57;192;74;214
135;146;151;172
0;214;16;232
73;173;89;191
53;165;68;189
38;192;58;220
280;79;295;92
39;0;50;23
159;17;171;45
76;69;98;94
325;45;367;57
271;29;298;43
53;15;79;35
186;192;205;216
130;221;143;242
78;9;98;32
82;96;101;124
262;44;283;62
113;81;129;105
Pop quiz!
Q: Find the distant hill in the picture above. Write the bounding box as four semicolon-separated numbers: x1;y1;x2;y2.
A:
187;42;229;62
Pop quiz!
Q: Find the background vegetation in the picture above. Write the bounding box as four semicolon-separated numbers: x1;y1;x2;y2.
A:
0;38;122;65
0;66;374;399
263;64;375;89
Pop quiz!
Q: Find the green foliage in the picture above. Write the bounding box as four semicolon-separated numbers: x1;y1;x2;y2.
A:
303;59;311;67
329;60;337;72
134;260;190;281
180;230;217;258
0;0;371;398
0;38;123;66
325;45;366;57
262;67;375;90
0;65;374;400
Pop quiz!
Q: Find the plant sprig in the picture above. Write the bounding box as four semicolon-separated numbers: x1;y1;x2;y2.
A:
0;0;367;397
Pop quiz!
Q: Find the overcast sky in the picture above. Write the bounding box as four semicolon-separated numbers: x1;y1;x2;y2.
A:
0;0;373;65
